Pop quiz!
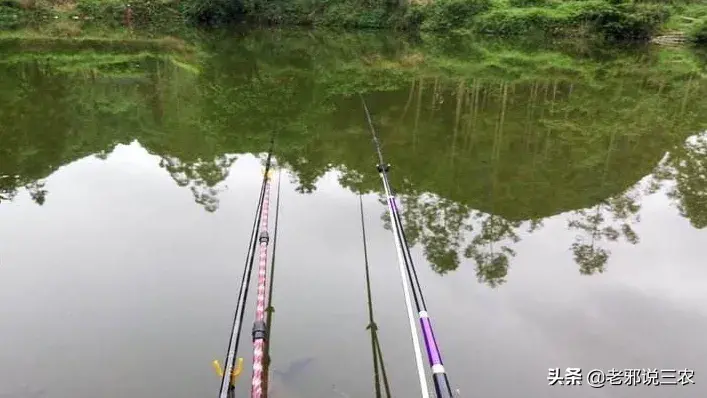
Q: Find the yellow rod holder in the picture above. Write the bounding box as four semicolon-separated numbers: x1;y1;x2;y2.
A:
213;358;244;384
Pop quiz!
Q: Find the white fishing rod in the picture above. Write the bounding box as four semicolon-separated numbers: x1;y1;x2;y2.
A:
360;95;455;398
360;95;430;398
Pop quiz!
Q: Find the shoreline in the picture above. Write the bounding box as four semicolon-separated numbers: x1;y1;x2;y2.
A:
1;0;706;46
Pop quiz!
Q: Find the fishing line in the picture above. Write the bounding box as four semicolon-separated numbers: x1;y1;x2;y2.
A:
360;94;454;398
219;137;276;398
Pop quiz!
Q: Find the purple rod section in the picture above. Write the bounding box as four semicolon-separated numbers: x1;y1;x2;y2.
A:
420;315;443;366
390;188;453;397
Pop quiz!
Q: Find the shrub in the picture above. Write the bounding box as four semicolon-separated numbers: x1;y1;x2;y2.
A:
473;7;575;36
320;2;389;28
688;18;707;44
75;0;123;24
402;4;426;29
508;0;550;8
0;0;50;29
583;3;671;39
474;1;671;40
0;4;22;29
419;0;492;31
76;0;184;27
233;0;305;25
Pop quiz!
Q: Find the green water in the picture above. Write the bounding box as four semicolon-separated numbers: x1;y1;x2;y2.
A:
0;28;706;398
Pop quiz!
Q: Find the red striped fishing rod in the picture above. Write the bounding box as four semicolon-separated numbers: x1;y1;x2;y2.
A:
250;166;280;397
218;138;275;398
360;95;454;398
262;168;283;397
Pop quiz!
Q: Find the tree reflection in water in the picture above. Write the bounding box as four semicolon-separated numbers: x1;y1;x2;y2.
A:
1;31;706;286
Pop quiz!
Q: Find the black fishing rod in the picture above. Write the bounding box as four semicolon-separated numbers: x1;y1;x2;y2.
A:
219;137;276;398
360;95;454;398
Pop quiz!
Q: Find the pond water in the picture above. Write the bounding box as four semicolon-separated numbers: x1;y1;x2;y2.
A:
0;28;706;398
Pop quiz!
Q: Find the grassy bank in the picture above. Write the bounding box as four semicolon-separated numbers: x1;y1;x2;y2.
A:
415;0;706;43
2;0;707;44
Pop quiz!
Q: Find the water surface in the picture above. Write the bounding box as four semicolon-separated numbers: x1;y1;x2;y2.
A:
1;28;706;398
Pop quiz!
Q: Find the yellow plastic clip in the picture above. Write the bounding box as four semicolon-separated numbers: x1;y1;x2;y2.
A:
263;169;273;179
213;358;244;384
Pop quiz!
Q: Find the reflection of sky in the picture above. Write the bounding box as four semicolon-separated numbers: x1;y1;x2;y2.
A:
0;141;705;398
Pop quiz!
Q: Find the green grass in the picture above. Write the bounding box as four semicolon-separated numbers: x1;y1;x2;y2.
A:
688;18;707;44
663;3;707;31
472;1;671;39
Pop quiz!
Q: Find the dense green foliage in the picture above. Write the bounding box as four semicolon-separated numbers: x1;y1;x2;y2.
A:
1;30;705;282
689;17;707;43
182;0;686;41
0;0;50;29
2;0;706;43
413;0;492;31
445;1;671;39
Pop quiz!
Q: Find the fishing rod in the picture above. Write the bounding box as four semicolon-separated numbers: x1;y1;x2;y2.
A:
218;138;276;398
360;95;454;398
359;195;392;398
251;167;284;397
250;167;274;398
262;169;283;397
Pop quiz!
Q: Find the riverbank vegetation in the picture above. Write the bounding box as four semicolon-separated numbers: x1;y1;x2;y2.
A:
689;16;707;44
2;0;707;44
